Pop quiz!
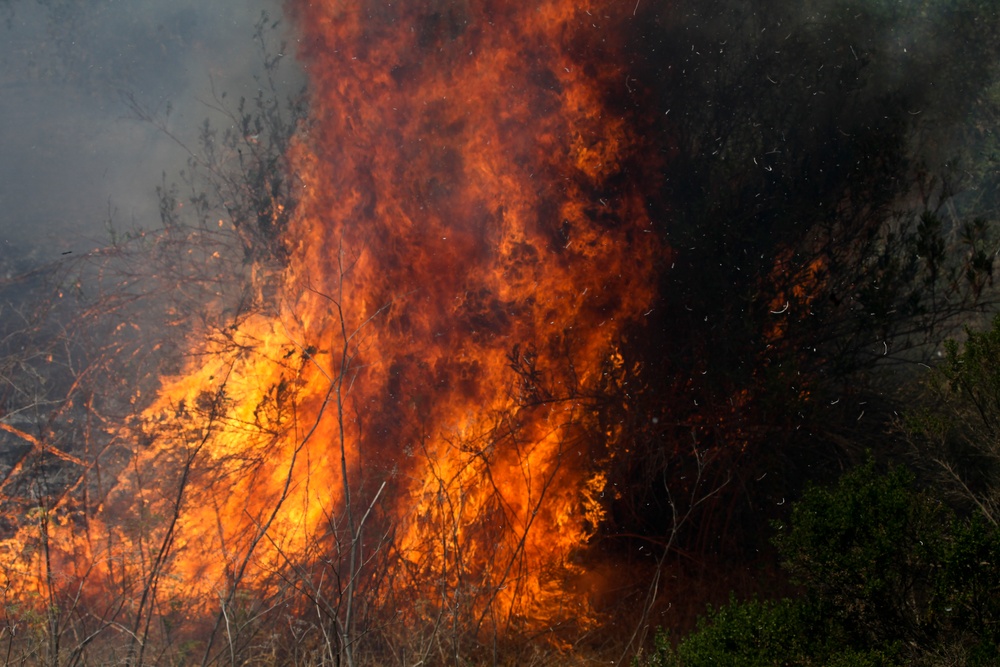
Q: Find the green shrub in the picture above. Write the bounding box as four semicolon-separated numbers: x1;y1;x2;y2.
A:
638;461;1000;665
773;461;948;647
634;628;679;667
674;596;814;667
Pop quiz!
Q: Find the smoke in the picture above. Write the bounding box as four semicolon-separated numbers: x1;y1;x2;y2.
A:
630;0;1000;188
0;0;303;272
0;0;998;659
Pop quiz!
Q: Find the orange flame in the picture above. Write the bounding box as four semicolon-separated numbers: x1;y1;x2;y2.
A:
1;0;664;650
274;0;663;630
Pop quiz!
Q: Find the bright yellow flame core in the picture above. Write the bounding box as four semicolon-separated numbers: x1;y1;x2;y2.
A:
1;0;663;643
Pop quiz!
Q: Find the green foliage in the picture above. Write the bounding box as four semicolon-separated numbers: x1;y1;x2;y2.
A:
634;628;679;667
638;596;903;667
774;461;1000;659
673;597;818;667
905;314;1000;523
941;314;1000;435
638;461;1000;665
773;462;947;647
939;515;1000;648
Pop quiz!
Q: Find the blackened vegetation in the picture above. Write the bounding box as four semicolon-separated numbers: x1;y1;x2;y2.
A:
137;11;307;269
599;0;1000;566
0;206;251;516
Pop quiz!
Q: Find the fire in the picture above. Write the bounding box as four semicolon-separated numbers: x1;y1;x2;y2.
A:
277;0;662;633
1;0;663;656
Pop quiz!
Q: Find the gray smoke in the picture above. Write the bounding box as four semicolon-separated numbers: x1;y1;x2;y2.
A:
0;0;304;273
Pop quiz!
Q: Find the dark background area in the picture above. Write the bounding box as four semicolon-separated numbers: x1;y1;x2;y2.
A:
608;0;1000;557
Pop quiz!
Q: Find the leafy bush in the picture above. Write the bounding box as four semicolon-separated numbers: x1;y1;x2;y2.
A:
638;596;903;667
639;461;1000;665
906;313;1000;524
773;462;947;647
673;597;817;667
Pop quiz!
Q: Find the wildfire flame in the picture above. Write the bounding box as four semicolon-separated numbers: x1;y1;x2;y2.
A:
277;0;662;630
1;0;663;653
